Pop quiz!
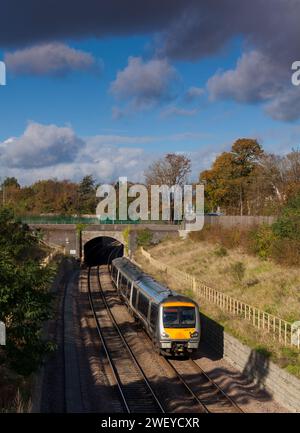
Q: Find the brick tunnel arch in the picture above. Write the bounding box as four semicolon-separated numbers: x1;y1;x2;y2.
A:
83;236;124;266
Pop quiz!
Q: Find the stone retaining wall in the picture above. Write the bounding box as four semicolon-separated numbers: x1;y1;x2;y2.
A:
201;314;300;412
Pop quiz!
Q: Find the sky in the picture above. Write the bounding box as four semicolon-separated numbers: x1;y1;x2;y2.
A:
0;0;300;185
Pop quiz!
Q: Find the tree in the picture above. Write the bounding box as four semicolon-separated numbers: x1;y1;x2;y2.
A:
2;177;20;189
145;153;191;187
0;177;20;207
144;153;191;222
200;139;264;215
231;139;264;215
77;175;97;214
0;208;53;375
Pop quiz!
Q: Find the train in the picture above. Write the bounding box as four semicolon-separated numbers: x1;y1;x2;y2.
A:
110;257;201;356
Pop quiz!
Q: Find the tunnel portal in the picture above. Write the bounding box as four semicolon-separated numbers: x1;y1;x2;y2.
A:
84;236;124;266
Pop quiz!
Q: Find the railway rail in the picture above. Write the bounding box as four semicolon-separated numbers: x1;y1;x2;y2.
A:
87;266;165;413
166;358;243;413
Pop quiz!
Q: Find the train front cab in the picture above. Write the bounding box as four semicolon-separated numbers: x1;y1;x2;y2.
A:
158;299;200;356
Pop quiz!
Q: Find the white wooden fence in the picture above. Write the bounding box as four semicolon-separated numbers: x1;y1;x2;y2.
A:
38;239;65;267
140;247;300;349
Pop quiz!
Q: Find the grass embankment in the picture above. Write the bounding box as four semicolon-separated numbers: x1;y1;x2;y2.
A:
134;236;300;378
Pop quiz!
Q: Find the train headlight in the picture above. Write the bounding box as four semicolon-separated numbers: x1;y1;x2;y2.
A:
190;331;199;338
162;332;170;338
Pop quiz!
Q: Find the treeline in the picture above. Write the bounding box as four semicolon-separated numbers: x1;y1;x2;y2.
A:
1;140;300;218
1;175;98;216
200;139;300;215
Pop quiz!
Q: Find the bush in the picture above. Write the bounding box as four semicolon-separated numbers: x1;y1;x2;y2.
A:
189;197;300;267
214;245;228;257
270;238;300;266
136;228;153;248
272;193;300;241
0;209;54;375
250;224;276;259
230;261;246;282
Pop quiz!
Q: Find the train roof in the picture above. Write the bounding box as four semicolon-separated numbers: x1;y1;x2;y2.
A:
112;257;173;301
112;257;198;306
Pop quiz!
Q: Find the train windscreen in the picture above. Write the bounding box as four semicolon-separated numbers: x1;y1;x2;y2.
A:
163;306;196;328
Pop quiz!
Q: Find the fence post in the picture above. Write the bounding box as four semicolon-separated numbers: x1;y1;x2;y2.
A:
192;276;196;292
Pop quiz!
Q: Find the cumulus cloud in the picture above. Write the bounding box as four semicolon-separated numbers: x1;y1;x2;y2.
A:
206;49;300;121
265;88;300;122
4;42;98;76
207;51;285;103
0;122;83;168
110;56;178;109
0;122;217;185
0;129;151;184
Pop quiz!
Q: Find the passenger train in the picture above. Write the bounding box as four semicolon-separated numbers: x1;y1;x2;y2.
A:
110;257;201;356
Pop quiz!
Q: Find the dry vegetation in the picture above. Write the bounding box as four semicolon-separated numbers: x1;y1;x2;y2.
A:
0;363;32;412
134;235;300;378
144;237;300;322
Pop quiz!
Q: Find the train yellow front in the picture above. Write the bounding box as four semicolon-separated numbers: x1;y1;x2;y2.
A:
111;257;201;355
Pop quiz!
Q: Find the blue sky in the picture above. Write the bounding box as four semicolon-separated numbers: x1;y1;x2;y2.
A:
0;1;299;185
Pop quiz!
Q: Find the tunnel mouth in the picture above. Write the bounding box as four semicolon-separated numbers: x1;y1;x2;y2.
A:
84;236;124;266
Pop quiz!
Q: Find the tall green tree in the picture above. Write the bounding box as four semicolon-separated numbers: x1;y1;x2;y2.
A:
77;175;97;214
0;208;53;375
200;139;263;215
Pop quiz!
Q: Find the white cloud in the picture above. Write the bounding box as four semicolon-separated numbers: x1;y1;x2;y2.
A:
110;56;178;109
0;122;230;186
206;50;300;121
0;122;83;168
5;42;99;76
207;51;285;103
265;88;300;121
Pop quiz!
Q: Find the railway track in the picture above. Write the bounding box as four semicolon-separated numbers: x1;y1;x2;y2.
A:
166;358;243;413
102;264;244;414
87;266;165;413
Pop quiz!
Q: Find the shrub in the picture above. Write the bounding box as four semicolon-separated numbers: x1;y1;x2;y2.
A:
122;227;131;254
272;193;300;241
230;261;246;282
250;224;276;259
214;245;228;257
136;228;153;248
270;238;300;266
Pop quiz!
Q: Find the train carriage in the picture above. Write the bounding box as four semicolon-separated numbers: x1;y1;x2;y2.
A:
110;257;201;356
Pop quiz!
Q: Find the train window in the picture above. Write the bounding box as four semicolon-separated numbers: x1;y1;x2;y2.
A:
163;306;196;328
126;282;131;299
181;307;195;326
131;286;138;308
138;292;149;318
121;275;127;293
112;266;117;280
150;303;158;327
